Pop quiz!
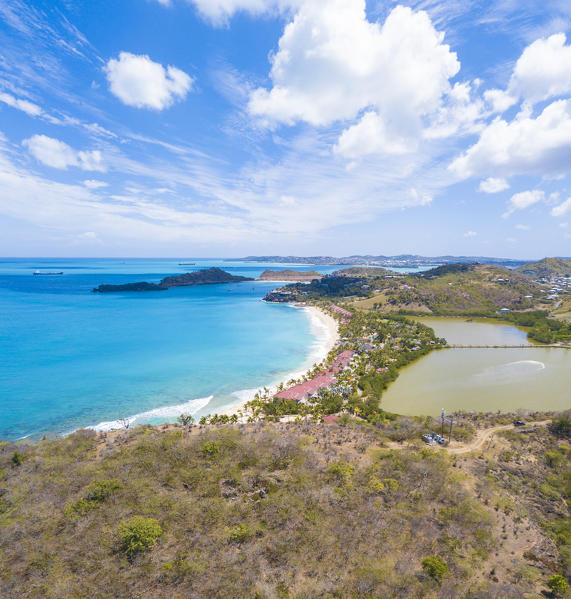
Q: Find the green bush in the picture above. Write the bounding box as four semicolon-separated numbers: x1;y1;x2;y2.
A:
200;441;221;456
547;574;569;596
227;524;252;544
86;478;122;502
118;516;163;557
327;461;355;480
11;452;24;467
421;556;449;583
64;498;94;518
550;411;571;439
65;478;122;518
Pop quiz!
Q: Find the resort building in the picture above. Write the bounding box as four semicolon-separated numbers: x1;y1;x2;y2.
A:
329;304;353;318
274;350;355;402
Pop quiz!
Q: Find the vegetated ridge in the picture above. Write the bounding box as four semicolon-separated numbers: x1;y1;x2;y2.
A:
265;263;542;315
93;267;253;293
516;257;571;278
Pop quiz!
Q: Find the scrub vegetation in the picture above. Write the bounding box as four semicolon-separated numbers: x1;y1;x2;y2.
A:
0;412;569;598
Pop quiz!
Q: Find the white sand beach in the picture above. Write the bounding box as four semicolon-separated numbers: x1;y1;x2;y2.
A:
216;306;340;418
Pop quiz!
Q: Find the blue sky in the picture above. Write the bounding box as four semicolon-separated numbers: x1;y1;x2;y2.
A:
1;0;571;258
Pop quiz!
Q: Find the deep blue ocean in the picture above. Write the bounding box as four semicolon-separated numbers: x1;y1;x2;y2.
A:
0;258;352;440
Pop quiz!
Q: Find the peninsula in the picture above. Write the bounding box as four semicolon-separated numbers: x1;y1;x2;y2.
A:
93;267;253;293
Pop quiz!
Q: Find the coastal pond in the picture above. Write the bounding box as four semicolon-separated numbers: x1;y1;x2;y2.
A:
380;317;571;416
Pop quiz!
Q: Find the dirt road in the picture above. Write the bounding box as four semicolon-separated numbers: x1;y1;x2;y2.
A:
446;420;552;454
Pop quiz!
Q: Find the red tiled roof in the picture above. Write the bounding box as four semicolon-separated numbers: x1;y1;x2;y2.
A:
330;350;355;373
275;372;336;401
274;350;354;401
329;304;352;318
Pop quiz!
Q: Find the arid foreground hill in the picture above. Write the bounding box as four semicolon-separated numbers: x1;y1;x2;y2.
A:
0;412;569;599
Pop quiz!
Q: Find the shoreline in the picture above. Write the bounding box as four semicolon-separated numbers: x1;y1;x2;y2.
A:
215;305;340;418
75;304;339;435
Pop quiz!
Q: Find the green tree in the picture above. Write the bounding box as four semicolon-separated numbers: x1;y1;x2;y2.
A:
118;516;163;557
421;556;449;583
227;524;252;544
11;452;24;467
177;413;195;428
200;441;221;456
547;574;569;596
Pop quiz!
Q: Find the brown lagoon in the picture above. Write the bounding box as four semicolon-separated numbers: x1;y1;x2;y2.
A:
381;317;571;416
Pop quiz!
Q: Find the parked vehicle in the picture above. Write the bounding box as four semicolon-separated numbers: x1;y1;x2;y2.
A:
514;420;526;427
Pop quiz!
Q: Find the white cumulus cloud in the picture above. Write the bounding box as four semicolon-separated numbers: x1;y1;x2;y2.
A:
551;197;571;217
105;52;193;110
503;189;545;217
509;33;571;105
248;3;460;157
485;33;571;113
478;177;509;193
334;111;411;158
23;135;106;171
450;100;571;179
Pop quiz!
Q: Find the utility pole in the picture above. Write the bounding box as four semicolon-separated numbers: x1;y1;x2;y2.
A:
441;409;454;443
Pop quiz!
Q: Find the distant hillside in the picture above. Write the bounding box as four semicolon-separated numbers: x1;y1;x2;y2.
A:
93;268;253;293
374;264;541;314
334;266;397;277
265;263;544;315
234;255;526;268
257;269;322;282
516;257;571;278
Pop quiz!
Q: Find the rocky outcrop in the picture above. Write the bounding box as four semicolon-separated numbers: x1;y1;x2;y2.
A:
93;267;253;293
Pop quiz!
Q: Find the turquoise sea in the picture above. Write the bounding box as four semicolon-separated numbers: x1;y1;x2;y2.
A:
0;258;429;440
1;258;353;441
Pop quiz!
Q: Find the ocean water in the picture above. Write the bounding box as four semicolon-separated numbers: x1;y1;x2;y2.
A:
0;258;347;440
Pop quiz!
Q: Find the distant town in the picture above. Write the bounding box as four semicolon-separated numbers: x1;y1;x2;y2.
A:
232;254;546;268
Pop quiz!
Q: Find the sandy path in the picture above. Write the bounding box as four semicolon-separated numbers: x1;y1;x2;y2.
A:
446;420;552;454
386;420;552;454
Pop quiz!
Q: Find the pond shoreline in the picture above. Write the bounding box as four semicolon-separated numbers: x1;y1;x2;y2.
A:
381;317;570;416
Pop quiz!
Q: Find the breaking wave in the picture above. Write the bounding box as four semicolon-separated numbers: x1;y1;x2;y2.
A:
87;395;213;432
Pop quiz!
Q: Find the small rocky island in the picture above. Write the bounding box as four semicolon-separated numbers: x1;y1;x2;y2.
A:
257;269;322;282
93;267;253;293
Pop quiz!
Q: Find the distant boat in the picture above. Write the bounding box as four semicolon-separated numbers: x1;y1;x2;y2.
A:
179;262;196;266
33;270;63;276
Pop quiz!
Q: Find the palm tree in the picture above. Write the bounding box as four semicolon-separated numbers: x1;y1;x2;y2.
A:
177;413;195;429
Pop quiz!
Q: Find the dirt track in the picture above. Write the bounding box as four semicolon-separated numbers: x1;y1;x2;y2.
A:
446;420;552;454
386;419;552;454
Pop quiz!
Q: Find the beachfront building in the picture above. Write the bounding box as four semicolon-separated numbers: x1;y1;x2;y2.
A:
274;350;355;402
274;372;336;402
329;304;353;319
